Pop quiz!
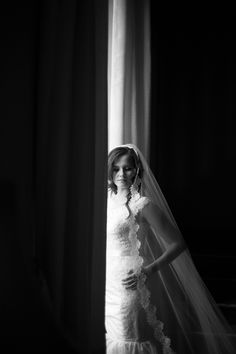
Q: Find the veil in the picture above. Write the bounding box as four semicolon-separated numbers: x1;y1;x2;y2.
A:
110;143;236;353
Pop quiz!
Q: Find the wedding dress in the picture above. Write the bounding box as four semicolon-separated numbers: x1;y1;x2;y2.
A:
106;191;174;353
105;144;236;354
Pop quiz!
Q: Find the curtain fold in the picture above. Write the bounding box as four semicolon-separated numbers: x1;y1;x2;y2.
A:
108;0;151;160
34;1;108;352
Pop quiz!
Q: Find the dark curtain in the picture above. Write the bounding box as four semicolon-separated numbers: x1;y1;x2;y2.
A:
0;3;42;352
149;11;236;322
150;12;236;256
0;1;108;353
35;1;108;353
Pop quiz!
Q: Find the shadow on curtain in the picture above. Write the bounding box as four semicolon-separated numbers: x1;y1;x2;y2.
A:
34;1;108;353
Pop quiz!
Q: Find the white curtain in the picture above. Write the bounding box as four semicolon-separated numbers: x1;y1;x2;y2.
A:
108;0;151;160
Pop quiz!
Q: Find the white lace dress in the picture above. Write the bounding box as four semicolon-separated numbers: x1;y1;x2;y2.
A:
105;192;175;354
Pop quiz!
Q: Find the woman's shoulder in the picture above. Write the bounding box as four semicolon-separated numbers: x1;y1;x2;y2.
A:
138;195;151;207
130;193;151;215
134;195;163;218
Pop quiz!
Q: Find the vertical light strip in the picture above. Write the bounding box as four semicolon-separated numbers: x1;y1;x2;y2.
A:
108;0;126;152
108;0;151;160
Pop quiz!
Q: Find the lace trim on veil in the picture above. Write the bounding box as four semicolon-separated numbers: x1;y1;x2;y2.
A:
130;193;176;354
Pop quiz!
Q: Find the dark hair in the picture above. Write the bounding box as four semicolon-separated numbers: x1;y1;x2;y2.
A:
108;146;143;217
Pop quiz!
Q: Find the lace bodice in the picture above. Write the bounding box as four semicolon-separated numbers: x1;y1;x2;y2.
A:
106;192;149;259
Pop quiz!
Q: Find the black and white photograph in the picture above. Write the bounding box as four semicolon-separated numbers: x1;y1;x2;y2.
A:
0;1;236;353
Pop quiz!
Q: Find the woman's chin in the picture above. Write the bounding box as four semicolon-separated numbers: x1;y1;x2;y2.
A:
116;182;130;190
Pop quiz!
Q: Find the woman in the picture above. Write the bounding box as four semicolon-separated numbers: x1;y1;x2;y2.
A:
105;144;235;354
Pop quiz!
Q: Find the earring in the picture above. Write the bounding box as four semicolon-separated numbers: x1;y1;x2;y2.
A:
130;176;141;199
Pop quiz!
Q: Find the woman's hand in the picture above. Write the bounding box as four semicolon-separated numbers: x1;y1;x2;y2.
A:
142;264;155;277
122;266;154;290
122;269;139;290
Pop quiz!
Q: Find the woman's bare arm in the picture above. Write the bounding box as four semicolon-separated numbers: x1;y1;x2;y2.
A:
142;201;187;275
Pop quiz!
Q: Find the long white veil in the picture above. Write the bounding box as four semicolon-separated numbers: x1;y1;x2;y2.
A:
113;143;235;353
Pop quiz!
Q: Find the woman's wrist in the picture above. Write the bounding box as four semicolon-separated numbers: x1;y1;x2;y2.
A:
143;263;157;277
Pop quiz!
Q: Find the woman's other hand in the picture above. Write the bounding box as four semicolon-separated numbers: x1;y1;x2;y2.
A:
122;267;153;290
122;269;140;290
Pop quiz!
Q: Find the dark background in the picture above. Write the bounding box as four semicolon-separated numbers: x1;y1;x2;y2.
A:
0;3;73;353
149;9;236;326
0;2;235;353
150;11;236;255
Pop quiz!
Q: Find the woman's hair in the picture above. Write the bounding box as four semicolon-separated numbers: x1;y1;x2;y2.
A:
108;146;143;217
108;146;143;194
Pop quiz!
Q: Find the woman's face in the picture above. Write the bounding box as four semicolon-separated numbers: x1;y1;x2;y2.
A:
112;154;137;190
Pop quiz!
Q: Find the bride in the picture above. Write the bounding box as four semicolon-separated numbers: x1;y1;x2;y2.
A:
105;144;235;353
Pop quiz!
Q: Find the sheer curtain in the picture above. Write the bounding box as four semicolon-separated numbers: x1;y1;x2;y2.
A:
108;0;151;160
34;1;108;353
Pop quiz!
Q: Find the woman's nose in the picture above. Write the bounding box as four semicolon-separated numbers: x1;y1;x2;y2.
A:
118;169;124;177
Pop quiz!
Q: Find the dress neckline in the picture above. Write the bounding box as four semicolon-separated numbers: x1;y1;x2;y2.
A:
110;192;127;206
108;190;142;207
